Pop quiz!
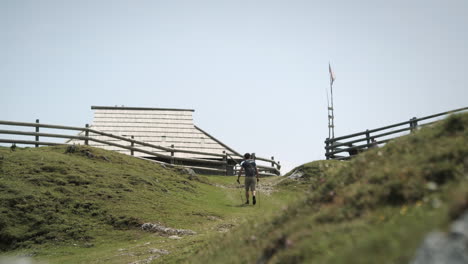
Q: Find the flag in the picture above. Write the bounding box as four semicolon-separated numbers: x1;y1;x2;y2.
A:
329;63;336;85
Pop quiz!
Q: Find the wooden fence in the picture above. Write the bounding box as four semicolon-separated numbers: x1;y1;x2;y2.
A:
0;120;281;176
325;107;468;160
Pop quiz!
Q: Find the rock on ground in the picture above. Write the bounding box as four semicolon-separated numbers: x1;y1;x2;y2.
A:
411;211;468;264
287;170;304;179
141;223;196;236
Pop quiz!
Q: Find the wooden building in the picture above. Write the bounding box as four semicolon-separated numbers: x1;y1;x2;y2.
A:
68;106;243;173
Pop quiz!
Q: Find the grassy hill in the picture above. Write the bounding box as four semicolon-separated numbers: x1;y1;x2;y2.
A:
0;112;467;263
189;112;468;263
0;144;303;263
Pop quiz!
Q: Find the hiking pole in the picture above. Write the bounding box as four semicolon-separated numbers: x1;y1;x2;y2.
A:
256;178;260;207
237;179;244;204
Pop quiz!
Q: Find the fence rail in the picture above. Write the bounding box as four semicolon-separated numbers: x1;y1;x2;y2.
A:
324;107;468;160
0;120;281;176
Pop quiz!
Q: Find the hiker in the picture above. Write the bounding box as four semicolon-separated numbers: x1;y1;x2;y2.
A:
237;153;259;205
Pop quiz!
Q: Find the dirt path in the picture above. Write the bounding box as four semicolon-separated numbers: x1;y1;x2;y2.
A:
214;176;289;196
256;176;288;196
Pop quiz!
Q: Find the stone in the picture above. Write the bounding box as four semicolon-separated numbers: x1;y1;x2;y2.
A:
410;211;468;264
182;168;196;177
288;170;304;179
426;182;438;191
451;212;468;240
141;223;196;236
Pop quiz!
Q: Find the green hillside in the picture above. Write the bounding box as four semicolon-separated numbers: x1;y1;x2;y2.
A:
0;112;467;263
0;144;303;263
190;113;468;263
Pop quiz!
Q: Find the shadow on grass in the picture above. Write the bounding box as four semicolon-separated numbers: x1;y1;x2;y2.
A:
226;204;250;208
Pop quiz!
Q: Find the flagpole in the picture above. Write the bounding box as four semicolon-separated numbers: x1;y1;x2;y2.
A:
326;87;331;139
328;62;335;140
330;77;334;139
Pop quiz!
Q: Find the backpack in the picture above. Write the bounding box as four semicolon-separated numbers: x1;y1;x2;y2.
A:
242;160;256;177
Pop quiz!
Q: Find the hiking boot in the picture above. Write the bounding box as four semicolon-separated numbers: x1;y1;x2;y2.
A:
245;200;249;205
253;196;256;205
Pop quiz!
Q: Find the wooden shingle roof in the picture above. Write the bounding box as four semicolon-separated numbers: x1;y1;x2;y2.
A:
69;106;240;159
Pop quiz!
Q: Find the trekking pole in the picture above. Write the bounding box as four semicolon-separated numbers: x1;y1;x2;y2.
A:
257;179;260;207
238;179;244;204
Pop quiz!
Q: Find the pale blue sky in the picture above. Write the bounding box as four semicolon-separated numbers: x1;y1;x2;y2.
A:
1;0;467;173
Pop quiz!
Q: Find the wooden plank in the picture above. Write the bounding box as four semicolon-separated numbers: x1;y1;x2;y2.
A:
139;158;228;173
0;139;61;146
58;129;229;160
0;129;86;140
0;120;85;131
330;107;468;142
87;137;227;165
257;166;280;175
326;108;468;154
255;157;280;167
327;138;391;156
81;138;227;151
325;126;411;150
194;126;242;157
106;138;229;158
89;133;208;139
83;130;236;158
84;137;225;147
258;172;279;177
0;124;279;172
0;112;282;173
414;106;468;122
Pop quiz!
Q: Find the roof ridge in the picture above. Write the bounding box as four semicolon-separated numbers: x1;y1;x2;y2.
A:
91;106;195;112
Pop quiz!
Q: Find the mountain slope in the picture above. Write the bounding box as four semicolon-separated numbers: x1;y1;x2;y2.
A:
0;144;304;263
1;112;466;263
0;145;207;250
190;112;468;264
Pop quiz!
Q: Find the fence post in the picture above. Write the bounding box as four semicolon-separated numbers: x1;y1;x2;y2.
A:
170;144;175;164
130;136;134;156
325;138;330;160
365;129;370;146
35;119;39;147
223;151;228;176
85;124;89;145
410;117;418;133
271;156;275;168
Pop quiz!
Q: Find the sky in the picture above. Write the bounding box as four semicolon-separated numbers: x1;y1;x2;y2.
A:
1;0;467;174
